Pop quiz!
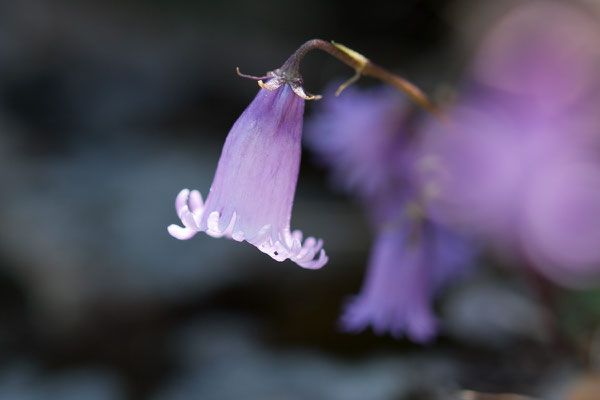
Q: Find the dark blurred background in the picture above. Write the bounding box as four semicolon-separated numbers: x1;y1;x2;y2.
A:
0;0;598;399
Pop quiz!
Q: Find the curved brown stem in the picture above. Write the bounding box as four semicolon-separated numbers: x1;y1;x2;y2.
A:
279;39;441;117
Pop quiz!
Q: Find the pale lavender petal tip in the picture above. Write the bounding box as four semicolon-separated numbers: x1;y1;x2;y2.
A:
168;188;204;240
167;224;197;240
169;188;328;269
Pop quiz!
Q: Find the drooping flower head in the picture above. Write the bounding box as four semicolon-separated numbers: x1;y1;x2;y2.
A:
168;68;327;270
167;38;441;271
306;85;473;342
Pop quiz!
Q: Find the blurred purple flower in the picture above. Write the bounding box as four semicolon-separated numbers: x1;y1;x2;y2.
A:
341;219;471;342
418;1;600;286
305;85;413;201
307;85;472;341
168;84;327;270
472;1;600;113
521;162;600;286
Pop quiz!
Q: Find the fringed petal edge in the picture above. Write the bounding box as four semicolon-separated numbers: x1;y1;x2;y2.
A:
168;189;328;269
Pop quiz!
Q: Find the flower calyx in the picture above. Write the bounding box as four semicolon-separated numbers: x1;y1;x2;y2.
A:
259;68;322;100
236;66;321;101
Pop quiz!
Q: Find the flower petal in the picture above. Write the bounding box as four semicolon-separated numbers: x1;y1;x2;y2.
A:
167;224;197;240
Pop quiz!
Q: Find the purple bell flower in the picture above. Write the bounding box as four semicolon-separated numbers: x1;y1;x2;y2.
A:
340;217;471;343
306;85;472;341
168;82;327;270
341;222;437;342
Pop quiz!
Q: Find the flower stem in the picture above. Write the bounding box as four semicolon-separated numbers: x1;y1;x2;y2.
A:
280;39;441;118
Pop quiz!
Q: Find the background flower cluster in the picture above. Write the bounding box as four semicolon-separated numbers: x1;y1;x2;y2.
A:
303;0;600;344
